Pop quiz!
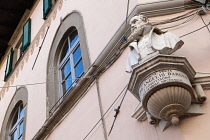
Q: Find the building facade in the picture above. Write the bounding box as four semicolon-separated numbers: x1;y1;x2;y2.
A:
0;0;210;140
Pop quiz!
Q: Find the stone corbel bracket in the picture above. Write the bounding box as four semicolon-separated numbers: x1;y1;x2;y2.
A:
130;54;207;131
131;97;206;131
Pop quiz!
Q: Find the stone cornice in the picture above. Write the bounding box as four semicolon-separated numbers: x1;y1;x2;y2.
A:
0;0;63;100
193;73;210;89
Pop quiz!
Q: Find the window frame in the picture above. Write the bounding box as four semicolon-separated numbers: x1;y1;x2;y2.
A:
4;15;30;82
13;33;23;67
9;105;25;140
0;87;28;140
58;29;84;95
47;12;90;115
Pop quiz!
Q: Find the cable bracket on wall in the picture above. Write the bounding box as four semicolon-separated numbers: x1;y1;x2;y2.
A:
108;85;128;136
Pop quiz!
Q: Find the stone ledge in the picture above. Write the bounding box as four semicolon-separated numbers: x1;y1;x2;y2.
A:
128;54;196;100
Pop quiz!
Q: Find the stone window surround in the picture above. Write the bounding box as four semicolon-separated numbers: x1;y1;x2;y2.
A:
0;87;28;140
47;11;90;116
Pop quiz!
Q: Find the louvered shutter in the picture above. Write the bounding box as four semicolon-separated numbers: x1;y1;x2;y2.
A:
22;18;31;52
4;49;14;81
43;0;52;20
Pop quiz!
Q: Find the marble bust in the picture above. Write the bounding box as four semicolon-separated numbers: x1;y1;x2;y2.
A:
126;14;184;72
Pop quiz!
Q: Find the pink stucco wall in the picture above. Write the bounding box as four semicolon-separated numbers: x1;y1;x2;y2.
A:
0;0;210;140
46;10;210;140
180;90;210;140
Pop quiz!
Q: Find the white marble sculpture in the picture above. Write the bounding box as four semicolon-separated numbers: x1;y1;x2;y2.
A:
126;14;184;72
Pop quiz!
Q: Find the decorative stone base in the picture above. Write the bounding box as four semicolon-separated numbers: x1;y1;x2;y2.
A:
129;54;207;130
147;86;191;123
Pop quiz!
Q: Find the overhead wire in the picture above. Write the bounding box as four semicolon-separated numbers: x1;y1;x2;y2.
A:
1;2;209;140
200;14;210;33
0;3;204;91
125;0;130;29
97;0;131;74
0;0;208;105
0;75;96;89
61;5;210;140
150;7;210;38
98;5;210;138
2;2;210;139
180;22;210;38
82;83;128;140
151;9;199;30
108;84;128;136
160;11;198;30
83;1;131;139
151;9;198;26
32;26;50;69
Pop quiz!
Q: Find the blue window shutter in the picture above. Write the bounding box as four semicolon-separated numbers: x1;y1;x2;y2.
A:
4;49;14;81
22;18;31;52
43;0;52;20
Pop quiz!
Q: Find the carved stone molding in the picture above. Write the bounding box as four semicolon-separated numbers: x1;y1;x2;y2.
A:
132;103;147;121
132;89;206;131
129;54;196;100
193;73;210;90
148;86;191;125
129;54;207;130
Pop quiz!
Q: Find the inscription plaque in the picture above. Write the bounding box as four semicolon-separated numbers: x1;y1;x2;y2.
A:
139;70;191;101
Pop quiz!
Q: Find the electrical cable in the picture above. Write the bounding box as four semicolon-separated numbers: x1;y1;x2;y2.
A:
82;83;128;140
83;1;130;138
151;9;198;26
3;1;209;139
125;0;130;29
200;14;210;33
108;85;128;136
32;26;50;69
100;7;210;137
180;22;210;38
0;75;96;89
1;2;200;92
82;9;210;138
159;10;198;30
3;2;210;138
99;0;132;71
122;0;131;43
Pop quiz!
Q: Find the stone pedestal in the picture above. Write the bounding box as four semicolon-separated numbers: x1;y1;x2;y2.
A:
128;54;196;125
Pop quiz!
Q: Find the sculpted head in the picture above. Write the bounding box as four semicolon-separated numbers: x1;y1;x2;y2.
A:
130;14;149;33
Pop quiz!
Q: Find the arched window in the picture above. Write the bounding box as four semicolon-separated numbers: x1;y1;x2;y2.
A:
0;87;28;140
59;29;84;94
9;104;25;140
47;12;90;115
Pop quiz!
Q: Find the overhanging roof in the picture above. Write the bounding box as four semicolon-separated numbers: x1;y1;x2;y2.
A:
0;0;36;61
